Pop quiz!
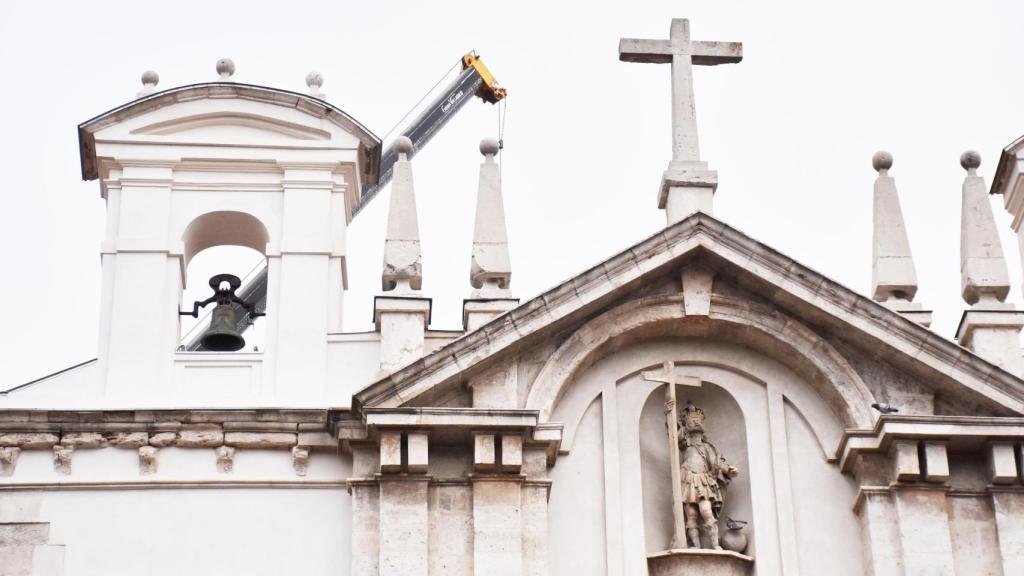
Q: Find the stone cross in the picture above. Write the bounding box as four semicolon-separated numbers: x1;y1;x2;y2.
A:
619;19;742;165
620;19;742;222
642;361;702;548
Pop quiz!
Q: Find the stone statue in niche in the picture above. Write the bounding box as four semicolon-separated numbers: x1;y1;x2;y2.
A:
673;401;739;549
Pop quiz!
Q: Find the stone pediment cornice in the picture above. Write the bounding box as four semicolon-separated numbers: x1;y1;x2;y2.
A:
77;82;381;182
353;213;1024;416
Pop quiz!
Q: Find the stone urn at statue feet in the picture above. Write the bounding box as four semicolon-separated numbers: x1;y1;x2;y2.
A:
720;518;749;554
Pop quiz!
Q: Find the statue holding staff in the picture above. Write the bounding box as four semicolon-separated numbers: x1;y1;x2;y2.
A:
669;400;738;549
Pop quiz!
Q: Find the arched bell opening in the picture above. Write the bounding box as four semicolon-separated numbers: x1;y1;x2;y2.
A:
179;211;270;352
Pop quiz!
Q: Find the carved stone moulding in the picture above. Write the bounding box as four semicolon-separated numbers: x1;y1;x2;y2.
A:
647;549;753;576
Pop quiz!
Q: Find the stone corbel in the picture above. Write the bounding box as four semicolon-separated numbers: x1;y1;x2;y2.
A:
216;446;235;473
501;434;523;473
988;442;1020;485
407;432;429;474
0;446;20;477
473;432;523;474
681;265;714;316
139;446;158;475
474;432;497;473
53;445;74;475
891;440;920;482
292;446;310;477
379;431;402;474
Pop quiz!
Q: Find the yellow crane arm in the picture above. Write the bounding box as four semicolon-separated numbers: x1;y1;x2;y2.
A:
462;53;507;104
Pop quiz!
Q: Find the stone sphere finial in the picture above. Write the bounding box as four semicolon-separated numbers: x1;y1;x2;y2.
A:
394;136;414;156
305;71;323;89
141;70;159;87
480;138;500;158
216;58;236;80
872;151;893;172
960;150;982;171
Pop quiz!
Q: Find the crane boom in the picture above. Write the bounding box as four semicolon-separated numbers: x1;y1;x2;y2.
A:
353;53;506;215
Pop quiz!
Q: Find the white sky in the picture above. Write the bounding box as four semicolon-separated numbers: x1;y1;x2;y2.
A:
1;1;1023;389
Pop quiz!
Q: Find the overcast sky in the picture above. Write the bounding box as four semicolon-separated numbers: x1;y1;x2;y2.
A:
1;1;1023;389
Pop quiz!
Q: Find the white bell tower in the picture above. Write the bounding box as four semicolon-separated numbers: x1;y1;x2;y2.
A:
78;62;380;405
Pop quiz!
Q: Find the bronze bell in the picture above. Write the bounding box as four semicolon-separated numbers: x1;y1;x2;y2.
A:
201;303;245;352
180;273;265;352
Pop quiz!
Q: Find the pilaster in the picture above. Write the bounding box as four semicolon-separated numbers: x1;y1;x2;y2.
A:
350;478;381;576
379;477;430;576
854;489;904;576
101;165;181;399
271;166;335;399
991;489;1024;575
472;475;523;576
892;486;955;575
522;481;551;576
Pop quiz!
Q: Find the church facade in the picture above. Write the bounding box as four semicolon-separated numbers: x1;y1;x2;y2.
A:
3;19;1024;576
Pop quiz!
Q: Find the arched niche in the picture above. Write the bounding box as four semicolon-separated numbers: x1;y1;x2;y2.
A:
639;382;751;554
547;339;866;576
528;293;876;430
182;210;271;267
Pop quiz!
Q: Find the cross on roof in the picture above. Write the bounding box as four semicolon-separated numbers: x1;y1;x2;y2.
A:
619;19;742;165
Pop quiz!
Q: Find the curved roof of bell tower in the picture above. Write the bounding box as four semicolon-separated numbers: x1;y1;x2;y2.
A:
77;81;381;183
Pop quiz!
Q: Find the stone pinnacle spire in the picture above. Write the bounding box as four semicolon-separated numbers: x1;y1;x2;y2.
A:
959;150;1010;306
382;136;423;292
871;152;918;303
955;150;1024;375
470;138;512;296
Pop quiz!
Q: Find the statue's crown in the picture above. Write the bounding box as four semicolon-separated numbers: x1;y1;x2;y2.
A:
682;401;705;429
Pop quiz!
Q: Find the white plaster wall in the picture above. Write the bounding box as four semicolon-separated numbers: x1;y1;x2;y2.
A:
784;399;864;575
12;487;351;576
1;448;353;575
548;397;607;576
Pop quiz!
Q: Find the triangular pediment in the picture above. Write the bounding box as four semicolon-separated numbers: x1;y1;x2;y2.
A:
130;112;332;141
354;213;1024;424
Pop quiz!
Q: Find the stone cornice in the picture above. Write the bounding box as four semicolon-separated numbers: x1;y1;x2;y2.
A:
354;213;1024;416
0;480;346;491
838;414;1024;472
362;407;538;428
0;408;329;426
0;408;335;452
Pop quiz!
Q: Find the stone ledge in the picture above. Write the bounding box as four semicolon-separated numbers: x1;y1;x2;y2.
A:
837;415;1024;472
647;548;753;576
0;480;347;491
